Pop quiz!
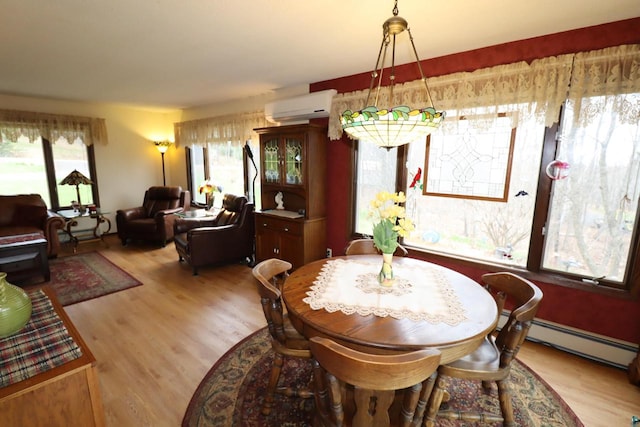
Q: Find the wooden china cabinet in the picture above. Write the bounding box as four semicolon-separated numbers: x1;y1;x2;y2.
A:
254;124;327;270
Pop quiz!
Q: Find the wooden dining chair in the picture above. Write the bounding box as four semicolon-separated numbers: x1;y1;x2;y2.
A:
309;336;441;427
252;258;314;415
423;272;543;427
344;238;409;257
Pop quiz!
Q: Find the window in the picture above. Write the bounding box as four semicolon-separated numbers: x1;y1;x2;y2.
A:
541;94;640;285
403;107;544;268
350;45;640;292
175;110;268;209
0;136;97;209
187;140;254;209
353;141;398;236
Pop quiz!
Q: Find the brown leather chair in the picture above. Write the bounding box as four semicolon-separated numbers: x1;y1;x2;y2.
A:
310;336;441;427
116;186;190;247
424;272;543;427
252;258;314;415
174;194;255;275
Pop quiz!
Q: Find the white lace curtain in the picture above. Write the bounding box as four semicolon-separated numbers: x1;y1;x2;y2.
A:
568;44;640;127
0;109;108;145
174;110;270;147
328;44;640;140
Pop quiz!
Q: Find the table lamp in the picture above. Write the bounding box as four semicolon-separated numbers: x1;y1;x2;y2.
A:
60;169;93;210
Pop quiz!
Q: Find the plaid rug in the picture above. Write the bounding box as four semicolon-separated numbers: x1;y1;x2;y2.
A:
26;252;142;306
182;328;584;427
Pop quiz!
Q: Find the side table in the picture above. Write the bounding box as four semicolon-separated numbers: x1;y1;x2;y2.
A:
58;209;111;253
174;208;218;219
0;286;105;426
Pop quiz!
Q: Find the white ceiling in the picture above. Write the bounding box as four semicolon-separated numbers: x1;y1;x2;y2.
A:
1;0;638;111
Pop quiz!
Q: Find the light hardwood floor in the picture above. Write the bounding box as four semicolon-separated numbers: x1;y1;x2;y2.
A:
52;235;639;426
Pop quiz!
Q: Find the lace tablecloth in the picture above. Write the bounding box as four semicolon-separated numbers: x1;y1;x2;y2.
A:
303;258;469;325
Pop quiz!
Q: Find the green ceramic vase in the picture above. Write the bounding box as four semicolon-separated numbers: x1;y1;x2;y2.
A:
0;272;32;338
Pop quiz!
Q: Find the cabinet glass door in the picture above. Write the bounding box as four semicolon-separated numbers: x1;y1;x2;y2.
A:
284;137;303;185
263;138;280;184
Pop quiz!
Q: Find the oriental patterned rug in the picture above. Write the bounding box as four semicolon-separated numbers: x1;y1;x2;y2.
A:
36;251;142;306
183;328;584;427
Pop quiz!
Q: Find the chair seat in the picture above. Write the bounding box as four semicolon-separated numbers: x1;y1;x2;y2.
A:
127;218;158;232
174;232;188;249
282;314;309;349
444;335;500;373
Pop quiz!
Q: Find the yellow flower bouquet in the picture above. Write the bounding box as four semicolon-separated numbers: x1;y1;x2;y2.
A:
198;180;222;210
370;190;414;254
370;191;414;286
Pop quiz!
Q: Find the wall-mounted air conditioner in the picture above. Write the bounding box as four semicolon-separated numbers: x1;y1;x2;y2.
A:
264;89;337;124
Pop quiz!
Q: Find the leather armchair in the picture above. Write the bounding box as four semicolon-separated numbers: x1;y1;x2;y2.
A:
0;194;65;258
174;194;255;275
116;186;190;247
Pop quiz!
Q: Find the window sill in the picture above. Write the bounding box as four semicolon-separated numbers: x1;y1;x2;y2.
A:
404;246;636;301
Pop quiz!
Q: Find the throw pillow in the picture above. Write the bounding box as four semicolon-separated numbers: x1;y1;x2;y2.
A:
12;204;48;227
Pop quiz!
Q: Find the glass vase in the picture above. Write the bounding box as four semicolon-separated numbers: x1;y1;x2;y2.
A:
206;193;215;211
378;253;395;287
0;272;32;338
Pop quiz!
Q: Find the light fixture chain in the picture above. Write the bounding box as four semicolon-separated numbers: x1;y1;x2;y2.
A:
407;27;435;108
392;0;398;16
366;33;390;107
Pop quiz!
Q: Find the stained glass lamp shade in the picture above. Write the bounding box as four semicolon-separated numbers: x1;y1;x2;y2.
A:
60;169;93;207
341;1;445;149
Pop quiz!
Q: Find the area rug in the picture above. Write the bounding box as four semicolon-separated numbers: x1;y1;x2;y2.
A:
41;252;142;306
182;328;584;427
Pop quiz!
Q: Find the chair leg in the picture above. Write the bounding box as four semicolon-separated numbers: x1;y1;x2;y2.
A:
497;379;516;427
424;374;447;427
413;371;437;426
262;352;285;416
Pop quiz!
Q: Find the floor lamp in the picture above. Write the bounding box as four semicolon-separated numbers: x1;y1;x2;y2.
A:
154;141;173;186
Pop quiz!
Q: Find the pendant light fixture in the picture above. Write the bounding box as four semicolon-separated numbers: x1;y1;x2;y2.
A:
341;0;445;149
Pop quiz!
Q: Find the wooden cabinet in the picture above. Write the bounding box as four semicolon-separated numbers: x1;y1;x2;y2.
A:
0;286;105;427
255;214;326;270
254;124;327;269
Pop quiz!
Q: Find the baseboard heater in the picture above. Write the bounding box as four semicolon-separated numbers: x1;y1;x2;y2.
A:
499;314;637;370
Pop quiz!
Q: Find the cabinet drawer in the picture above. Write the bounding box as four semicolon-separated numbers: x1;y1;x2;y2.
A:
0;253;39;272
257;216;303;235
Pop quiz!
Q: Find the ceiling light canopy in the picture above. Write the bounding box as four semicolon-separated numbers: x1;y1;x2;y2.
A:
341;0;445;149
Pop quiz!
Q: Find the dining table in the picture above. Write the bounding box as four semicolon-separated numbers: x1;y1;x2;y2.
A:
282;255;499;364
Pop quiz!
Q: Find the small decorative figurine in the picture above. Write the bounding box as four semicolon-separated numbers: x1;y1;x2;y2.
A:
275;192;285;210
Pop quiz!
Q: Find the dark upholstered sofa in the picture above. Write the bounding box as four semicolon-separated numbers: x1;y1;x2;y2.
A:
116;186;190;247
0;194;65;257
174;194;255;275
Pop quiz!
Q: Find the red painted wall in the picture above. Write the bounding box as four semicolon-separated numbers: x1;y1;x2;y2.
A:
311;18;640;344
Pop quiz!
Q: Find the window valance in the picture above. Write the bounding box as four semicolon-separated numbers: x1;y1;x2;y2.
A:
0;109;108;146
328;44;640;140
568;44;640;127
174;110;269;146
